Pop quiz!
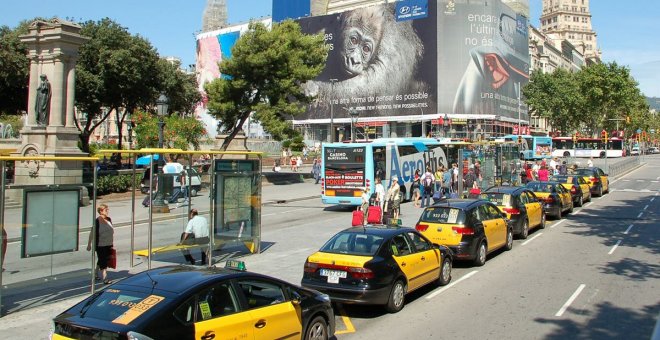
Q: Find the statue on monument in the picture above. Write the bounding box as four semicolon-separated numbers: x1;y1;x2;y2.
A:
35;74;51;126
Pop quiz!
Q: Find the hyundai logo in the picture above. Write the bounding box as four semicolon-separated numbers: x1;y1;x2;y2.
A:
399;6;411;14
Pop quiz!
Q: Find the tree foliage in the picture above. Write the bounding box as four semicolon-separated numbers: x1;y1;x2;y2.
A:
131;110;207;151
524;62;649;137
0;20;37;115
205;20;328;150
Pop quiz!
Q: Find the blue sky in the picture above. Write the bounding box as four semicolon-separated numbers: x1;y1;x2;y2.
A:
2;0;658;97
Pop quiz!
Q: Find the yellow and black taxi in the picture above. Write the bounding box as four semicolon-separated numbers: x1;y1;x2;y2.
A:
575;167;609;197
415;199;513;266
52;262;335;340
301;225;452;313
550;175;592;207
480;186;545;239
525;181;573;219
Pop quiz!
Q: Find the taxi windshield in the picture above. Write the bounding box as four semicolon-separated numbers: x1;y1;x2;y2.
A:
79;289;166;324
320;233;385;256
419;207;464;224
549;176;569;183
480;193;512;206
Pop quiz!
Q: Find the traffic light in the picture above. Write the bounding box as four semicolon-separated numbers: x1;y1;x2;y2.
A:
601;130;608;144
625;116;631;124
572;132;579;143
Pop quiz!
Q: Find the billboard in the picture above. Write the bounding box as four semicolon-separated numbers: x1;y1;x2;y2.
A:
437;0;530;119
297;2;438;120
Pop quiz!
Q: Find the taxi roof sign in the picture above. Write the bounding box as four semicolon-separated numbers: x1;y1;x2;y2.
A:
225;260;247;271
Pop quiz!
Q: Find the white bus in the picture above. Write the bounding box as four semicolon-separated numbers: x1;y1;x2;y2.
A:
552;137;625;158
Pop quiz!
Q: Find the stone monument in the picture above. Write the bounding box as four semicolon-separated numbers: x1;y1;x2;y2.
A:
9;19;90;200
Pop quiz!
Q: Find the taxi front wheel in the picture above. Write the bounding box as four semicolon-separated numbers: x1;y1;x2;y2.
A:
438;257;452;286
304;316;328;340
386;280;406;313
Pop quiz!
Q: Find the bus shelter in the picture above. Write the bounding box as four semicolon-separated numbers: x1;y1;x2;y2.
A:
0;149;262;317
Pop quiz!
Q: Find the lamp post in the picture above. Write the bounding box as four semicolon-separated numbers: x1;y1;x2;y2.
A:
349;108;359;142
515;82;522;135
420;107;425;137
329;79;338;142
152;93;169;213
126;117;133;167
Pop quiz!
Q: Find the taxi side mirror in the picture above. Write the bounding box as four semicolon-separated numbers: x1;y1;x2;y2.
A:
290;291;302;305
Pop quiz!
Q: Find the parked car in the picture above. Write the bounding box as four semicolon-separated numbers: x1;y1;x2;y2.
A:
525;181;573;219
480;186;545;239
648;147;659;154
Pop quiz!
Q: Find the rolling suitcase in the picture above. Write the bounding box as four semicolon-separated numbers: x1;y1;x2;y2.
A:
367;206;382;224
352;210;364;226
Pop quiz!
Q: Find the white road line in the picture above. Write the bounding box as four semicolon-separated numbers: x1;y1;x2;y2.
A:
550;219;566;229
426;270;478;300
652;181;659;183
624;224;634;235
637;179;644;182
556;284;586;317
652;198;656;202
644;205;649;210
637;212;644;218
583;202;593;208
608;240;622;255
521;233;544;246
622;179;630;182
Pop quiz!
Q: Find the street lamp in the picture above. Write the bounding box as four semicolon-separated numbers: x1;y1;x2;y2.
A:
515;81;522;135
329;79;338;142
126;116;133;167
349;108;359;143
152;93;169;213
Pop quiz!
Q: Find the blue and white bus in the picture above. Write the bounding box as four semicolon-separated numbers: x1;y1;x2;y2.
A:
501;135;552;160
320;138;466;206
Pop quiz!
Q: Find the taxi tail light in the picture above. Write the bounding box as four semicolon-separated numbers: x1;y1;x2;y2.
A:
502;207;520;215
348;267;375;279
452;226;474;235
590;177;600;183
303;260;319;273
415;223;429;232
543;197;555;204
570;186;577;194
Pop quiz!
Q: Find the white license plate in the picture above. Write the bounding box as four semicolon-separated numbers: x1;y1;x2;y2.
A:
320;269;347;283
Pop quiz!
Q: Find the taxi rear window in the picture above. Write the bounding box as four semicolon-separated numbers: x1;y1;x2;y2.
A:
575;169;594;176
79;289;166;324
320;233;385;256
480;193;511;206
419;207;464;224
526;183;555;193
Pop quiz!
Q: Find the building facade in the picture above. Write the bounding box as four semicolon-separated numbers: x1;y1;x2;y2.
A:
539;0;600;63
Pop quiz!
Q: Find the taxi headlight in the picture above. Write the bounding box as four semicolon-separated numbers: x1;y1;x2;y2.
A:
128;331;155;340
319;293;331;303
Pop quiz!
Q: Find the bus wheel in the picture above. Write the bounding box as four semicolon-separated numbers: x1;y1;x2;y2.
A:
600;151;606;158
563;151;571;157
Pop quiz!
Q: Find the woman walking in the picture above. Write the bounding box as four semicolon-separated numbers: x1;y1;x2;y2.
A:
87;204;114;284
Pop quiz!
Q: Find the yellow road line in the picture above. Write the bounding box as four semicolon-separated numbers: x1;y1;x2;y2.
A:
334;304;356;335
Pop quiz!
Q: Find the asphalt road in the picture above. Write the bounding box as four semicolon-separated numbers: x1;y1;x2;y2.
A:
1;156;658;339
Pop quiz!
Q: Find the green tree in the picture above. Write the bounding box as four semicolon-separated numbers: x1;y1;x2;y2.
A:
524;68;585;135
577;62;648;136
205;20;328;150
132;110;207;152
75;18;162;154
157;58;201;116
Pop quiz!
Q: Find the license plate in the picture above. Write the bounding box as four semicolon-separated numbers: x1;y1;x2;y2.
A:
320;269;347;284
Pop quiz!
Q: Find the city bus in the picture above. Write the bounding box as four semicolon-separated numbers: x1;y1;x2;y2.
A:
320;138;467;206
551;136;625;158
501;135;553;160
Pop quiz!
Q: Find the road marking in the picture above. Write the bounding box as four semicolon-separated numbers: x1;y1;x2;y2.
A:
608;240;622;255
262;207;313;217
556;284;586;317
637;179;644;182
521;233;543;246
622;179;630;182
583;202;593;208
334;304;356;335
652;197;656;202
644;205;649;210
426;270;478;300
652;181;659;183
624;224;634;235
550;219;566;229
637;212;644;218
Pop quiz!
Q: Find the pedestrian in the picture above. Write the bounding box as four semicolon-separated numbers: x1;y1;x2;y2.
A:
312;158;321;184
587;157;594;168
303;146;308;160
412;169;421;207
434;166;444;193
281;148;287;166
385;177;401;220
179;209;210;265
442;166;452;197
296;156;303;171
537;165;549;181
87;204;114;284
464;167;477;194
360;187;370;224
568;164;578;174
421;166;434;208
451;163;459;194
559;161;568;175
375;178;386;217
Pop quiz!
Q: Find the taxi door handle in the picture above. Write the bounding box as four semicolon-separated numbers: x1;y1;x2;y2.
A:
421;256;426;261
401;262;406;267
201;331;215;340
255;319;267;329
